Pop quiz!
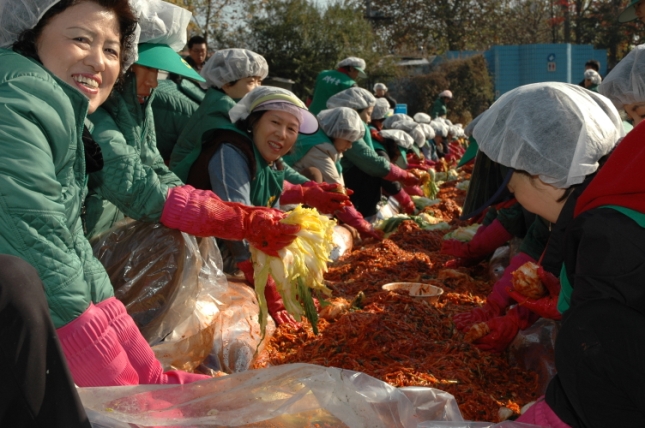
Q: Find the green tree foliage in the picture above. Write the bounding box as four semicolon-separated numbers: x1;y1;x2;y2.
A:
247;0;396;99
395;55;494;125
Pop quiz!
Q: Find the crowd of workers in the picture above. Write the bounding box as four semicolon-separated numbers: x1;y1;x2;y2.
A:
0;0;644;426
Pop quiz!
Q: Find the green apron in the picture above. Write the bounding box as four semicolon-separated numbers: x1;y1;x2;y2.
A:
250;142;285;208
558;205;645;313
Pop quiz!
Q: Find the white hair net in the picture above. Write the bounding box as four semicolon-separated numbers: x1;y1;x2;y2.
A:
0;0;141;68
417;123;435;141
430;120;449;138
413;112;432;124
336;56;366;71
373;82;387;91
380;129;414;150
465;114;483;137
0;0;59;47
382;114;414;129
133;0;188;49
389;121;426;147
200;48;268;89
472;82;623;188
584;69;602;85
439;90;453;98
371;98;390;121
229;86;318;134
598;44;645;110
326;87;376;111
317;107;365;142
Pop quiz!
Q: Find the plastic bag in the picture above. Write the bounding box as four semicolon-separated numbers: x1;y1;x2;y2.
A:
330;225;354;261
488;245;510;281
81;363;464;427
508;318;560;395
92;220;203;344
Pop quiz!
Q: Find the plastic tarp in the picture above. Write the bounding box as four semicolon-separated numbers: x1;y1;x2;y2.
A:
81;363;466;427
93;220;275;375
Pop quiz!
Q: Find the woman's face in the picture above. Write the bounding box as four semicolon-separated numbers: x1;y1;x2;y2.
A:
625;102;645;127
333;138;353;153
359;106;374;124
223;76;263;100
636;0;645;23
507;172;567;223
253;110;300;163
131;64;159;103
36;1;122;114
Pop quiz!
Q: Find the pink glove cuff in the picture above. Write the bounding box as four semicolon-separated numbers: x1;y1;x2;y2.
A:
161;185;247;240
384;163;408;182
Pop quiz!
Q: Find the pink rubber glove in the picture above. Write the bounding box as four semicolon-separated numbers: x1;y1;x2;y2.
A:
403;185;425;196
473;305;538;353
441;219;513;260
335;205;384;241
57;302;139;387
96;298;210;384
507;266;562;320
392;189;416;214
161;185;300;257
280;181;351;214
237;260;299;327
384;164;421;187
453;252;536;332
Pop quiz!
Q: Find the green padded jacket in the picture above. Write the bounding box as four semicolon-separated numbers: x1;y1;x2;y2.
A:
0;49;113;327
85;74;183;240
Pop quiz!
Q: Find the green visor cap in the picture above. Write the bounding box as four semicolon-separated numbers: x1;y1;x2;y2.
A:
136;43;206;83
618;0;640;22
355;67;367;78
457;136;479;168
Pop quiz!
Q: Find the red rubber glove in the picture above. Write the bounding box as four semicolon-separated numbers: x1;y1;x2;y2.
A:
441;219;513;260
507;266;562;320
160;185;300;257
392;189;416;214
335;205;384;241
403;185;424;196
237;260;299;327
453;252;536;331
280;181;351;214
473;305;538;353
384;164;421;187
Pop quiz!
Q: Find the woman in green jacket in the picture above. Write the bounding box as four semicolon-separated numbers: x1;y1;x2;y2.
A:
0;0;299;389
169;48;269;181
327;88;421;217
186;86;352;325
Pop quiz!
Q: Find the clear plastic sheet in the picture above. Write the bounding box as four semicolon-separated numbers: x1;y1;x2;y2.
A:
92;220;202;345
93;220;274;374
81;363;465;427
417;422;539;427
508;318;560;395
488;245;510;281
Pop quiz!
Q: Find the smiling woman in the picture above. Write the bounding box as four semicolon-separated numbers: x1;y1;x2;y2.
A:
0;0;139;423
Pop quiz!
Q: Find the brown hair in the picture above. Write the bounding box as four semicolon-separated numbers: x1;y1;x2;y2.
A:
13;0;138;86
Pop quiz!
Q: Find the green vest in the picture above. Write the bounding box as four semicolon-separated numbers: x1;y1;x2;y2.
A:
431;97;447;119
558;205;645;313
170;88;241;181
308;70;356;115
